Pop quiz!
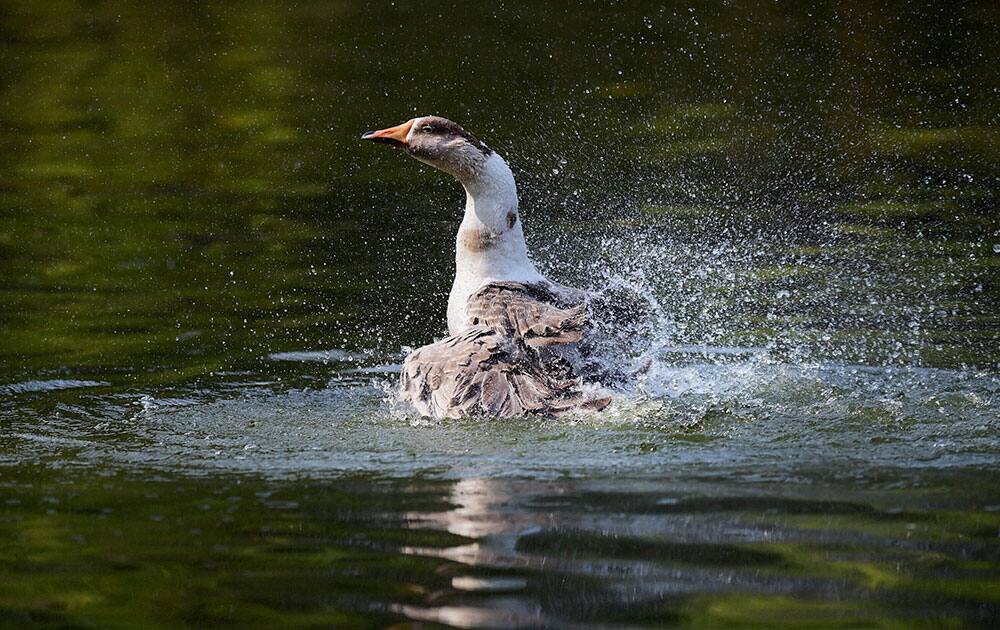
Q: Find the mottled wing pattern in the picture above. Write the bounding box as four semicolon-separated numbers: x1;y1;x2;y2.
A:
400;325;610;419
464;281;587;348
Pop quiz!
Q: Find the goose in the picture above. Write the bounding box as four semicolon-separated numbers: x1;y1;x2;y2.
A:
362;116;611;418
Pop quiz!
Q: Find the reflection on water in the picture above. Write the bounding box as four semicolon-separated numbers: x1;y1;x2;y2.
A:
2;469;998;627
3;347;998;624
397;477;1000;628
2;0;999;626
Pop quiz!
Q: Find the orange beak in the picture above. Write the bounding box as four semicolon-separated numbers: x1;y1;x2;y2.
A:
361;119;415;147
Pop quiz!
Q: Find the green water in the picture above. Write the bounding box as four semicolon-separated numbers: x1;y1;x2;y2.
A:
2;1;999;627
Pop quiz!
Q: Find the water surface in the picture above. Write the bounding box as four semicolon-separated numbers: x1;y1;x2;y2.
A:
2;1;999;627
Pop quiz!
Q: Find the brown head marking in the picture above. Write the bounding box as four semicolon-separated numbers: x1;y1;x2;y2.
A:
363;115;494;183
416;116;492;157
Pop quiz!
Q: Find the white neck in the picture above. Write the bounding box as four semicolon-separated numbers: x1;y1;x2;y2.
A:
447;152;543;334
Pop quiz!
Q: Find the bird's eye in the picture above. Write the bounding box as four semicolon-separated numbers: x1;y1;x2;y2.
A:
421;124;435;133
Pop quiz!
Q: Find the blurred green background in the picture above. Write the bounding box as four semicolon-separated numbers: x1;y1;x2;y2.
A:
2;2;1000;627
2;0;997;385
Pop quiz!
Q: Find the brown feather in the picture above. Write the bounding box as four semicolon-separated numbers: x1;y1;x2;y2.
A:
465;281;587;348
400;324;608;419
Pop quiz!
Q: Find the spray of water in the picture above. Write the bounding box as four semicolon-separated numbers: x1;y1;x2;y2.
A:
517;182;999;430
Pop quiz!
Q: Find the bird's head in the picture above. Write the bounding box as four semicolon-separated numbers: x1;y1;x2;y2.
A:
362;115;493;181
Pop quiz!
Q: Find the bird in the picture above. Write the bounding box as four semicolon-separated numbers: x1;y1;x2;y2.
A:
362;115;612;419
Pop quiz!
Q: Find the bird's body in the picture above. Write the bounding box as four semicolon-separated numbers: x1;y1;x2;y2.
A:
363;116;611;418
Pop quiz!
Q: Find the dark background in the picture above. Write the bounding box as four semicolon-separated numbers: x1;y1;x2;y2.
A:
2;0;997;384
2;2;999;627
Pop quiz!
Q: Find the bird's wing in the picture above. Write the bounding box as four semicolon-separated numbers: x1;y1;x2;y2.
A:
465;281;587;348
400;325;609;419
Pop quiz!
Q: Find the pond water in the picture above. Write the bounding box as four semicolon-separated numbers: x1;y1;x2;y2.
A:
2;1;999;627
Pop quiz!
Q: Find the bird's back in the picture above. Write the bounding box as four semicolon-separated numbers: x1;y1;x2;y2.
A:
400;281;610;419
